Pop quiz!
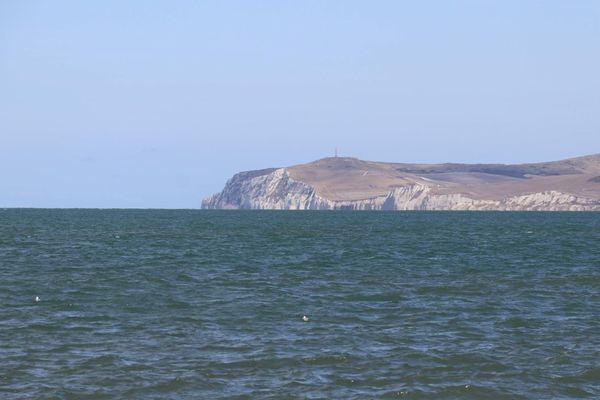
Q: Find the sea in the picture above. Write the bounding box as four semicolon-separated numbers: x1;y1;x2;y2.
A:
1;209;599;399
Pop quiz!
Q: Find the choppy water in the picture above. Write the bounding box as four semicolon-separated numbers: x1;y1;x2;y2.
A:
1;209;599;399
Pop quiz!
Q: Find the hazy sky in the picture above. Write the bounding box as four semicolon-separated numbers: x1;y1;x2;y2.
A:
1;1;599;208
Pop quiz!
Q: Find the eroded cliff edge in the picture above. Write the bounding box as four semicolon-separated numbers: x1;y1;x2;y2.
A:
202;155;600;211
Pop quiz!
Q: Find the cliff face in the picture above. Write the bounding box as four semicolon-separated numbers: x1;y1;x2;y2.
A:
202;168;317;210
202;167;600;211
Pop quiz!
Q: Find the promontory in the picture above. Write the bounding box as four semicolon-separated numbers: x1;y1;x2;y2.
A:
202;154;600;211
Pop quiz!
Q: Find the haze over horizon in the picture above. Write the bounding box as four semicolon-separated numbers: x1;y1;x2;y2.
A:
1;1;599;208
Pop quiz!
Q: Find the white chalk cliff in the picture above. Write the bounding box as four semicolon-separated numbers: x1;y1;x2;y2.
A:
202;155;600;211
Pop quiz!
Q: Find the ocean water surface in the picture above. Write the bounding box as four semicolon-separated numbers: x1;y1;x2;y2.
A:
1;209;599;399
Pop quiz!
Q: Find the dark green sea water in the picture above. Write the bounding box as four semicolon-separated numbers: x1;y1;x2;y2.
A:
1;209;599;399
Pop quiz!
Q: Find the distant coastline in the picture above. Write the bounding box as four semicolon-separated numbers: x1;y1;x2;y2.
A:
203;154;600;211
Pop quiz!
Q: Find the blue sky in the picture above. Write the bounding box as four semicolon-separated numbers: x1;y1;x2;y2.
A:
1;1;599;208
